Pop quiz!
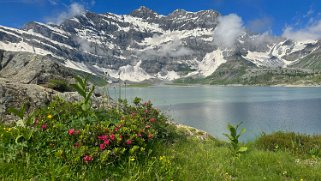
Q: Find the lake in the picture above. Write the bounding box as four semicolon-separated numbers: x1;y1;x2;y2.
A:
109;85;321;141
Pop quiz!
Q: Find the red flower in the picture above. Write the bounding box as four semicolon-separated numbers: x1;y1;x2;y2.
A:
68;129;75;135
100;144;105;150
114;127;119;132
74;142;80;148
103;139;110;145
119;135;123;140
148;133;154;139
110;134;115;141
145;125;151;129
41;124;47;130
149;118;156;123
83;155;93;163
98;135;108;140
126;140;132;145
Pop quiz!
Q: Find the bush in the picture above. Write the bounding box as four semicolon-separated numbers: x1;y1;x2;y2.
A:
0;94;177;170
255;132;321;157
47;79;73;92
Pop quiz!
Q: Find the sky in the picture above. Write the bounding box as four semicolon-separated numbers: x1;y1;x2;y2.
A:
0;0;321;37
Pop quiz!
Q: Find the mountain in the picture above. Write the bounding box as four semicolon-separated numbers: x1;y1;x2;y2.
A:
0;6;321;83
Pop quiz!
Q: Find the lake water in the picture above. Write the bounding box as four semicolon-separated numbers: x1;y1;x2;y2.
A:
109;85;321;141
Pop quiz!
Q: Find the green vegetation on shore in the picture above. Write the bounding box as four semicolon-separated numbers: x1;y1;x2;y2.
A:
1;77;321;180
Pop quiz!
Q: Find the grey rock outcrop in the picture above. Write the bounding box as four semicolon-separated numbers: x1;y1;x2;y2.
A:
0;78;111;123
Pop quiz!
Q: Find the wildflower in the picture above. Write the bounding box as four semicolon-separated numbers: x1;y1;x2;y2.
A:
160;156;166;161
41;124;47;130
110;134;115;141
47;114;53;119
34;119;39;125
104;139;110;145
129;156;135;161
119;135;123;140
98;135;108;140
149;118;156;123
131;112;137;117
68;129;75;135
145;125;151;129
126;140;132;145
100;144;105;150
137;133;142;137
83;155;93;163
74;142;80;148
148;133;153;139
145;109;148;114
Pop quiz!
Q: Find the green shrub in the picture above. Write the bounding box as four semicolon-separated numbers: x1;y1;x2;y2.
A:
47;79;73;92
255;132;321;157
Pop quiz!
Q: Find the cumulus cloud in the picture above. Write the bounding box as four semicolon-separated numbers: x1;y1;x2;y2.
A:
246;32;279;51
282;20;321;41
142;36;194;58
213;14;245;48
46;2;85;24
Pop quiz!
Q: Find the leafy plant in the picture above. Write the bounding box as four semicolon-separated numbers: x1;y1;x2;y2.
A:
71;76;95;112
8;103;27;120
47;79;73;92
223;122;248;155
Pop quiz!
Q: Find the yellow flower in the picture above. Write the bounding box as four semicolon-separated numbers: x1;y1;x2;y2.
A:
129;156;135;161
47;114;53;119
160;156;166;161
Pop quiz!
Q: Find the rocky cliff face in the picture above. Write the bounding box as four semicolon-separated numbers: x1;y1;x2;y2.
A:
0;6;320;82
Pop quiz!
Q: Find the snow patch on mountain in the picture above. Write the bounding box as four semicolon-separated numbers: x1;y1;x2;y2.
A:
64;60;96;75
198;49;226;76
95;61;152;82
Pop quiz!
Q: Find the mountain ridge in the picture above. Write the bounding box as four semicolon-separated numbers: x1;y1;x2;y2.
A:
0;6;320;83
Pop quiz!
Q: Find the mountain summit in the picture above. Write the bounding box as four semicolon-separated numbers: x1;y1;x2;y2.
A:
0;7;320;82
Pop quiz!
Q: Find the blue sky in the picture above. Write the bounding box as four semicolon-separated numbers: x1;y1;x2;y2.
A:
0;0;321;36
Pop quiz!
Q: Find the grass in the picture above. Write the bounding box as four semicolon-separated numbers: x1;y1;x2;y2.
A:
1;131;321;180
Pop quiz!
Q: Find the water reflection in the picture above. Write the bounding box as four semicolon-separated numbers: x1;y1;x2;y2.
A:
110;86;321;141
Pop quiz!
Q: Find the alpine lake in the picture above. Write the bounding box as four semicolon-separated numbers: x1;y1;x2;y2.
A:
109;85;321;141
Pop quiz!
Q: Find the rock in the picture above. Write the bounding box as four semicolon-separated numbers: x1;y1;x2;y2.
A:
0;78;111;123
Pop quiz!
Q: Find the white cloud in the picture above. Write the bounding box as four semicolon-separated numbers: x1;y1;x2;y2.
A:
142;36;194;58
213;14;245;48
48;0;58;5
282;20;321;41
46;2;85;25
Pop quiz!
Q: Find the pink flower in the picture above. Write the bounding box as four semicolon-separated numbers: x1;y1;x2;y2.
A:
103;139;110;145
119;135;123;140
100;144;105;150
83;155;93;163
145;125;151;129
74;142;80;148
98;135;108;140
68;129;75;135
126;140;132;145
110;134;115;141
137;133;142;137
149;118;156;123
145;109;149;114
41;124;47;130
